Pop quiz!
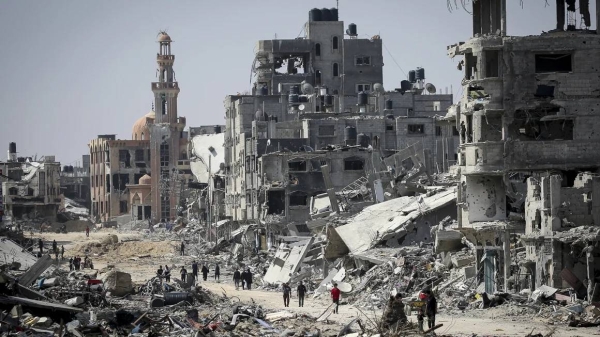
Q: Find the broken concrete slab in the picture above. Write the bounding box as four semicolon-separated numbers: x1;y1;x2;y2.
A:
435;229;464;253
264;237;315;284
100;270;132;296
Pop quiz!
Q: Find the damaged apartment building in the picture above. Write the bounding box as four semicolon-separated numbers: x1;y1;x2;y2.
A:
224;8;458;244
448;0;600;295
0;142;61;220
89;32;191;223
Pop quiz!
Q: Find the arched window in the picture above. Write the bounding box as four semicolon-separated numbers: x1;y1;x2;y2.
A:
332;36;339;50
141;132;144;139
315;43;321;56
333;63;339;77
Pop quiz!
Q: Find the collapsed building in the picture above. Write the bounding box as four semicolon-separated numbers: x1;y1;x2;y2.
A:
448;0;600;295
88;32;192;223
59;155;91;209
0;142;61;221
224;9;458;245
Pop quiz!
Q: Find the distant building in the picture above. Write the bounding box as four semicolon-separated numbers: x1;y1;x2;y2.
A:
0;142;61;220
60;155;91;208
88;32;190;223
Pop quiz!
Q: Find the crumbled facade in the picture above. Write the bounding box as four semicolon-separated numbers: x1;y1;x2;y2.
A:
451;0;600;294
60;155;91;208
1;143;61;220
224;9;457;228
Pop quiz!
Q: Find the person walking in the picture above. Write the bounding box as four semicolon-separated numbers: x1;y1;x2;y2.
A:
192;261;198;284
180;266;187;283
233;268;241;289
241;269;248;290
214;264;220;281
201;264;209;281
282;282;291;307
85;226;90;237
38;238;43;254
297;281;307;307
245;269;253;290
69;257;74;271
60;245;65;260
180;242;185;256
157;265;164;277
52;240;57;253
425;290;437;329
164;265;171;282
331;283;341;314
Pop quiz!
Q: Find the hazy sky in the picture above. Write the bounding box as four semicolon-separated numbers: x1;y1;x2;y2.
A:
0;0;595;165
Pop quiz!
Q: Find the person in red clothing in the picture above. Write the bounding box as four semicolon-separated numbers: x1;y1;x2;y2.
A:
331;283;341;314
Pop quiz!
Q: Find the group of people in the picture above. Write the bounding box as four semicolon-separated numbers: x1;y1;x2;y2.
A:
232;268;254;290
281;281;307;307
68;256;89;271
156;262;224;285
156;265;171;282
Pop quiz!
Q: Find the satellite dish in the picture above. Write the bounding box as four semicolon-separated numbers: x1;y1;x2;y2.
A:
298;104;306;111
301;82;315;95
425;83;437;94
373;83;385;94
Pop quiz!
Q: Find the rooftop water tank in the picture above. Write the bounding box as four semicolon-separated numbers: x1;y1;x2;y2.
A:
416;67;425;81
408;70;416;83
309;8;322;22
9;142;16;154
330;7;339;21
321;8;332;21
345;126;357;146
348;23;357;36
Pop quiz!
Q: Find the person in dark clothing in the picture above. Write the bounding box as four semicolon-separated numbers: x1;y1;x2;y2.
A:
86;226;90;237
38;238;43;254
52;240;57;253
164;265;171;282
241;269;248;289
180;266;187;283
233;269;241;289
60;245;65;260
245;269;253;290
192;261;198;283
180;242;185;256
201;264;209;281
282;282;291;307
297;281;307;307
69;257;74;271
157;265;164;277
417;306;425;332
425;290;437;329
214;264;220;281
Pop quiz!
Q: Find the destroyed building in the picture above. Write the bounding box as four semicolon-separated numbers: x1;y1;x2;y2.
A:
224;9;458;236
449;0;600;294
88;32;191;223
0;142;61;220
59;155;90;209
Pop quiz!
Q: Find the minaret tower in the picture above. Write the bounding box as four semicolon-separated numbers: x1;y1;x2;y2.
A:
150;32;185;222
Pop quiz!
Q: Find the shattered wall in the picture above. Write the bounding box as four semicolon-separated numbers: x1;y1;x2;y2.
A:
464;175;506;223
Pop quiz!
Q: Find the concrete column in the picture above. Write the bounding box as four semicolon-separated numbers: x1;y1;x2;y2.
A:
587;252;594;301
501;0;507;36
592;177;600;226
504;228;511;292
472;0;482;36
557;0;566;30
549;175;562;233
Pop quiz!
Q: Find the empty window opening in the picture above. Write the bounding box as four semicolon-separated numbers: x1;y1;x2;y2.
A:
344;157;364;171
435;126;442;136
112;174;130;191
135;149;144;162
408;124;425;134
355;56;371;65
485;50;500;77
134;173;145;184
332;36;339;50
386;125;394;131
319;125;335;136
160;142;169;167
288;161;307;172
119;150;131;168
401;157;415;171
466;115;473;142
289;192;308;206
535;54;572;73
161;94;167;115
333;63;339;77
465;53;478;80
144;205;151;219
315;70;322;86
356;84;371;93
8;187;17;195
513;108;573;141
267;190;285;214
160;196;170;220
274;55;306;75
105;175;110;192
315;43;321;56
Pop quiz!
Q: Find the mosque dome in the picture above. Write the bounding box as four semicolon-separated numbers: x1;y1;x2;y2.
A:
157;32;172;42
139;174;151;185
132;111;155;141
